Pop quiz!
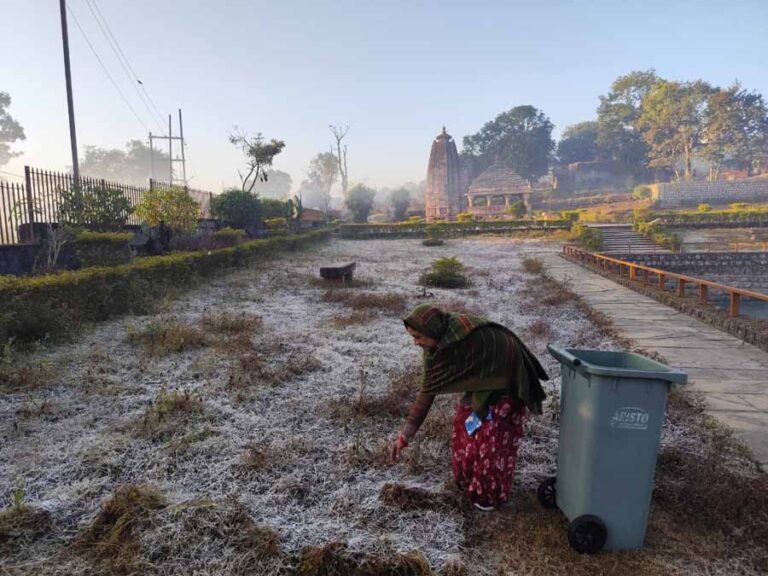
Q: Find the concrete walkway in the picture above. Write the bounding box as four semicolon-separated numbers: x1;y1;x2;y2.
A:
537;251;768;469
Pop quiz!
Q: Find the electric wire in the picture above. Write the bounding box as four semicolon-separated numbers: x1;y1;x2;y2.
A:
89;0;167;130
0;169;24;179
66;4;152;134
82;0;165;134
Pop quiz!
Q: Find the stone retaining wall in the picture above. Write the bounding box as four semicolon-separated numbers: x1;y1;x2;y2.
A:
616;252;768;291
651;179;768;208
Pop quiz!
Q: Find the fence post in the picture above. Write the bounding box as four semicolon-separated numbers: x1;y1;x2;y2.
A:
149;178;155;191
24;166;37;242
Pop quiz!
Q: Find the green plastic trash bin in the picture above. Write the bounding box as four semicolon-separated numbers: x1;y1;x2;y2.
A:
538;344;687;554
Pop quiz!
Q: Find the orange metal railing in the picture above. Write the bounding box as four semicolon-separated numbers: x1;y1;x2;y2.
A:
562;245;768;317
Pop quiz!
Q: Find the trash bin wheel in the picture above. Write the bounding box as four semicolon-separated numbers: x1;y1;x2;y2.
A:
537;477;558;509
568;514;607;554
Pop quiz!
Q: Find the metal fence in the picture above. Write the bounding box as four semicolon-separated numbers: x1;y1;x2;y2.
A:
0;166;214;245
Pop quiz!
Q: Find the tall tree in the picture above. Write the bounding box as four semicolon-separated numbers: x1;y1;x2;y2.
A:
80;140;169;185
557;121;599;164
345;183;376;223
637;80;714;180
462;105;555;187
389;187;411;221
329;125;349;197
229;128;285;193
596;70;660;172
250;169;293;199
0;92;25;168
307;151;339;214
703;84;768;178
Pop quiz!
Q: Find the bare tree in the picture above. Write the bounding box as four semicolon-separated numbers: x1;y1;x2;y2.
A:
229;128;286;193
329;125;349;196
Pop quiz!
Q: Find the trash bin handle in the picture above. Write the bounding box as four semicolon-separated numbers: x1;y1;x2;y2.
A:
547;344;581;368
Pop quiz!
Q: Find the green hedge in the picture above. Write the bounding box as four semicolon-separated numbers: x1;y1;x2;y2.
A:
340;219;569;239
1;229;330;343
653;208;768;226
74;231;134;268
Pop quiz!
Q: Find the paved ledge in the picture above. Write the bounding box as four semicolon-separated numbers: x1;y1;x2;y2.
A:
538;251;768;469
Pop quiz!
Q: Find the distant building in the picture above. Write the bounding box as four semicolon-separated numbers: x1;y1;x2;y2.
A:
425;127;466;221
299;208;326;229
466;160;531;218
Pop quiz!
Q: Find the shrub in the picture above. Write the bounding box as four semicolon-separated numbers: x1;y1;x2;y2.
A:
419;256;470;288
522;257;544;274
74;231;133;268
0;230;330;344
455;212;474;222
127;320;207;357
505;199;526;218
404;216;425;224
632;185;652;201
730;202;750;210
58;184;132;232
134;186;200;232
264;217;288;231
559;210;580;223
571;223;602;251
210;188;261;229
697;203;713;213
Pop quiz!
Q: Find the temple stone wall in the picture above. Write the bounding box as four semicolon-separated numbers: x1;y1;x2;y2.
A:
651;179;768;208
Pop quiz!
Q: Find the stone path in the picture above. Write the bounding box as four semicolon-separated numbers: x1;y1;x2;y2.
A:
534;250;768;469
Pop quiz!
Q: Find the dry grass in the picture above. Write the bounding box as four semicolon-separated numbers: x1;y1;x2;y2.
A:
379;483;459;513
0;504;52;544
525;318;553;340
327;364;419;422
127;320;207;357
322;289;408;315
227;349;324;401
308;275;375;289
202;311;262;335
0;364;49;393
522;257;544;274
138;386;204;439
166;427;216;455
75;484;166;575
297;541;433;576
15;396;56;419
331;310;374;328
240;442;270;470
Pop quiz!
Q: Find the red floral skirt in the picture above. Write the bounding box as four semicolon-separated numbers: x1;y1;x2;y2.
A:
451;396;526;508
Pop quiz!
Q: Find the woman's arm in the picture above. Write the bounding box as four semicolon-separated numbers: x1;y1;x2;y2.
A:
390;392;435;463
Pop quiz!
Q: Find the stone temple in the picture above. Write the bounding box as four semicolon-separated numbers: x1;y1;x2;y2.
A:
425;127;466;221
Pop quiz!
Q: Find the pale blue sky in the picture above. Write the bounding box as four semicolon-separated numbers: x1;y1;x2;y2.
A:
2;0;767;193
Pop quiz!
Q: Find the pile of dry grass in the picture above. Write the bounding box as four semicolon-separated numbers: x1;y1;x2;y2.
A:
524;318;553;340
127;320;207;357
240;442;270;470
228;350;323;399
75;484;166;575
297;541;433;576
327;365;419;422
379;483;459;513
202;311;262;352
0;504;51;544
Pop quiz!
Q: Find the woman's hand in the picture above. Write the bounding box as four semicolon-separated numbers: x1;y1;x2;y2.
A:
389;433;409;464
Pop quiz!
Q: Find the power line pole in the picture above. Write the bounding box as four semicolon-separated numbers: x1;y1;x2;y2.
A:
59;0;80;183
178;109;187;184
147;111;188;186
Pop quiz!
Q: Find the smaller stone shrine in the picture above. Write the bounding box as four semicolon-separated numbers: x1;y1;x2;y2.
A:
466;159;530;218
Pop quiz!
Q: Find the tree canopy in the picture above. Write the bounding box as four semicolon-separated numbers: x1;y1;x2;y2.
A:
0;91;25;168
80;140;169;185
389;187;411;221
250;169;292;199
345;183;376;223
557;121;599;165
229;128;286;193
307;152;339;213
462;105;555;186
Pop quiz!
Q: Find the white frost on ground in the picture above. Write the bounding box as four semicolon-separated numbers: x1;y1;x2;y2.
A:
0;237;743;574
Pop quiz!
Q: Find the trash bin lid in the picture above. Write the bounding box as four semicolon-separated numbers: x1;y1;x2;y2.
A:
547;344;687;385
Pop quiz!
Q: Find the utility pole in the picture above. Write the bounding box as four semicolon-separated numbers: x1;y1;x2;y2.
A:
59;0;80;183
178;109;187;184
148;110;187;186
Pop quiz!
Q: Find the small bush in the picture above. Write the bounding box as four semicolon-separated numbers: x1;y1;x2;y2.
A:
210;188;261;229
139;386;203;438
455;212;474;222
521;257;544;274
201;311;262;335
419;256;470;289
134;186;200;232
127;320;207;357
322;290;408;315
697;203;713;213
571;223;602;251
632;185;652;200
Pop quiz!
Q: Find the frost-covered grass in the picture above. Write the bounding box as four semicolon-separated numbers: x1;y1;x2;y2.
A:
0;237;765;575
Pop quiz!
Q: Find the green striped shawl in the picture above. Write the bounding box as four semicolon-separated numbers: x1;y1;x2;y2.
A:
404;305;549;415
